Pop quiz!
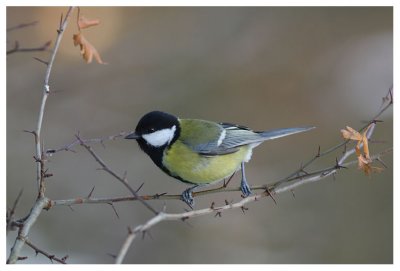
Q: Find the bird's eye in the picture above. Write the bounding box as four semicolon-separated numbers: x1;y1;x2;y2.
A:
148;128;155;133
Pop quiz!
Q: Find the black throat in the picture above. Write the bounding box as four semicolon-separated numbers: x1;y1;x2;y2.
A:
136;123;181;177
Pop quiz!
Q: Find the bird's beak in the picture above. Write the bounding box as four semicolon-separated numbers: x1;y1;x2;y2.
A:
125;132;140;139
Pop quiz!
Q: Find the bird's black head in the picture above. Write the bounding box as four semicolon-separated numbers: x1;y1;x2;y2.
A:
125;111;180;168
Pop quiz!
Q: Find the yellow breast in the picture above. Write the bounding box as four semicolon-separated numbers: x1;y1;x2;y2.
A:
162;140;251;184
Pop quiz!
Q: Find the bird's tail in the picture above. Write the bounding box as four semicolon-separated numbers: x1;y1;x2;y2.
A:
258;126;315;141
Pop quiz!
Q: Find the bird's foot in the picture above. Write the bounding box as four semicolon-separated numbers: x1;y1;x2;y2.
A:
181;187;196;209
240;178;252;197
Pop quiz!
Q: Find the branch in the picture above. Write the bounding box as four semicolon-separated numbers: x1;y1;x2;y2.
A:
7;40;52;55
7;7;75;264
115;227;135;264
75;134;159;215
112;146;391;263
46;131;133;155
34;7;75;194
276;86;393;186
7;197;51;264
24;239;68;264
48;144;391;209
110;88;392;263
49;146;391;209
7;21;38;32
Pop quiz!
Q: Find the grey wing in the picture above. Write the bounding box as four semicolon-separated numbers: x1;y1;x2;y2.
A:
197;124;264;156
198;125;315;156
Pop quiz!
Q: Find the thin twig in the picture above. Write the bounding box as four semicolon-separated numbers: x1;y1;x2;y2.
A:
34;7;74;193
75;134;159;215
108;89;392;263
7;21;38;32
25;239;68;264
46;131;132;155
6;189;24;233
275;88;393;187
49;147;391;208
7;40;52;55
113;147;390;264
7;7;75;265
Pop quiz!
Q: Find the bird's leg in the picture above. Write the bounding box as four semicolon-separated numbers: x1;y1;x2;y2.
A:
181;185;199;209
240;162;252;197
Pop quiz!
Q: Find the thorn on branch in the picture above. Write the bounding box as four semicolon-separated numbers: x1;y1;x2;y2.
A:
127;226;133;234
299;168;309;176
87;186;96;198
107;202;120;219
371;119;384;124
375;156;388;168
214;211;222;218
315;145;321;158
25;239;67;264
58;13;63;33
33;156;41;163
33;57;49;66
152;192;167;199
383;86;393;105
223;173;235;188
264;187;277;205
43;168;53;179
210;202;215;210
17;256;28;261
335;157;347;170
43;173;53;178
136;182;144;193
342;143;347;155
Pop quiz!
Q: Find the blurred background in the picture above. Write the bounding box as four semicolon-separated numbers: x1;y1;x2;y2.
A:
6;7;392;264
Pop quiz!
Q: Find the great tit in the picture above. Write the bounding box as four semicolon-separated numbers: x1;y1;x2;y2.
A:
125;111;314;208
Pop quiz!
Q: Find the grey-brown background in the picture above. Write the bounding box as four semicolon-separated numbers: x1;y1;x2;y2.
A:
7;7;392;263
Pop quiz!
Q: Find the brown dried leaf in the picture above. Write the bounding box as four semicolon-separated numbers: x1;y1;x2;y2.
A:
341;126;362;141
361;123;374;160
341;124;382;176
358;155;384;176
73;33;106;64
78;16;100;29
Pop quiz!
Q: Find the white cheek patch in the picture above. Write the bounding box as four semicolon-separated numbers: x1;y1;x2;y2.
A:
142;125;176;147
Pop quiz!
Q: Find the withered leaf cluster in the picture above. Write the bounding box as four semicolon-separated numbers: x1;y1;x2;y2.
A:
341;124;383;175
73;15;105;64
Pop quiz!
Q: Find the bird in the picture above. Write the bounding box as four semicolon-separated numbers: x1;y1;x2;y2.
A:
125;111;314;208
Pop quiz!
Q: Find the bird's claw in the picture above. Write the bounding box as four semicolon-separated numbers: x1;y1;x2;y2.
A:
240;178;252;197
181;188;195;209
